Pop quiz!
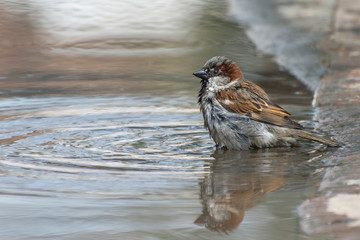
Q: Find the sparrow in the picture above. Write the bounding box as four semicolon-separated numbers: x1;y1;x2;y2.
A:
193;56;339;150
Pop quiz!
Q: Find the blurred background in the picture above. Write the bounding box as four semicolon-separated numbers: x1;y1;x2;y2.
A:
0;0;333;239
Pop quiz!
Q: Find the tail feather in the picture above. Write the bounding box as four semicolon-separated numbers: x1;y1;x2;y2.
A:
296;131;340;147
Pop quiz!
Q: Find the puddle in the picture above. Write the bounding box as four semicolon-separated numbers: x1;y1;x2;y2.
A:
0;1;331;239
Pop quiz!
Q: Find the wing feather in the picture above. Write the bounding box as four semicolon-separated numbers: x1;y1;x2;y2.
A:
216;81;303;129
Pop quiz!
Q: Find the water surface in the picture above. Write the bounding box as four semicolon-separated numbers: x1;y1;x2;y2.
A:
0;1;332;239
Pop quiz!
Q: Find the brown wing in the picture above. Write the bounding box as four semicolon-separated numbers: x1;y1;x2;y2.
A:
240;79;269;100
216;83;303;129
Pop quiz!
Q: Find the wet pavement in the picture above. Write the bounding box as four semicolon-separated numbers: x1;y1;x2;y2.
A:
298;0;360;238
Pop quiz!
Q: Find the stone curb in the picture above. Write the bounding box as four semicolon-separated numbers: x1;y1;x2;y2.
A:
298;0;360;238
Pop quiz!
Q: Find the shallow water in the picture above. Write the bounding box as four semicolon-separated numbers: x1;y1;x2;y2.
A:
0;1;332;239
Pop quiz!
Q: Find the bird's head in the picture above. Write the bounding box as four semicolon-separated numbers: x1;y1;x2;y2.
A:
193;56;243;85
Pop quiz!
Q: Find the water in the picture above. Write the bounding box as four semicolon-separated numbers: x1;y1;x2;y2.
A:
0;1;332;239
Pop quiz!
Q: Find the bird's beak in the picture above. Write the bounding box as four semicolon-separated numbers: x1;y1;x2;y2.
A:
193;70;208;80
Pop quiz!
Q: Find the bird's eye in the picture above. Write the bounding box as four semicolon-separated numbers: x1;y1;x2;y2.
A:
214;69;219;74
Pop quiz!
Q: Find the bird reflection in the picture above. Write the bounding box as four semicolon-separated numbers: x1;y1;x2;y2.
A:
195;149;289;232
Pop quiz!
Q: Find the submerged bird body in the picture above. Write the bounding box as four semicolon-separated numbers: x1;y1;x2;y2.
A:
193;56;338;150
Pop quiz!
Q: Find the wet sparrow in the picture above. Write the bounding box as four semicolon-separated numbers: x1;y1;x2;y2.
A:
193;56;339;150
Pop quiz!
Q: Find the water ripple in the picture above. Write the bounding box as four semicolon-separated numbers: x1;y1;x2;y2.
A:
0;96;213;198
